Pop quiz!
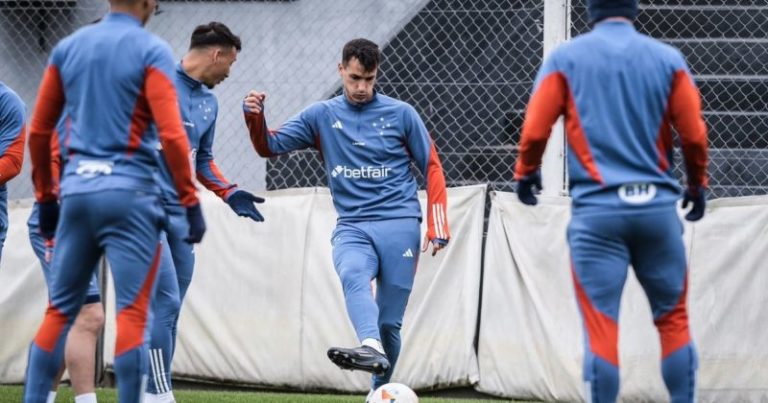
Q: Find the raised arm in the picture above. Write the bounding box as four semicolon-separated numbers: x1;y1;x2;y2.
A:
243;91;318;157
403;104;450;255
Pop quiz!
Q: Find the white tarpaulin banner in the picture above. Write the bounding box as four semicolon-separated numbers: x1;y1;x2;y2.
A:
102;185;485;392
477;191;768;402
0;200;47;383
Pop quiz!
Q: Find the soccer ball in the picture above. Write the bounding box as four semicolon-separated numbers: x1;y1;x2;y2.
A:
369;383;418;403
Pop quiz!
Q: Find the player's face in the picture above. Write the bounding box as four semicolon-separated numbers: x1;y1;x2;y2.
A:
339;57;377;104
205;46;237;88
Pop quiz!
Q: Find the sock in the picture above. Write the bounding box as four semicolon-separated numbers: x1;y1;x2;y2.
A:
366;388;375;402
74;393;97;403
362;338;384;354
46;391;57;403
147;391;176;403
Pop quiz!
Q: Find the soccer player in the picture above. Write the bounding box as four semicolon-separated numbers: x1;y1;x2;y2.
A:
514;1;708;402
27;117;105;403
0;81;26;257
146;22;264;403
243;38;450;400
23;0;205;401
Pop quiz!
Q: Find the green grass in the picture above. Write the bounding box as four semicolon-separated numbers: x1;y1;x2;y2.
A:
0;385;533;402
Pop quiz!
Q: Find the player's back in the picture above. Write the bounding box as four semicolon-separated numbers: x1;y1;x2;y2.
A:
51;13;175;196
549;21;691;211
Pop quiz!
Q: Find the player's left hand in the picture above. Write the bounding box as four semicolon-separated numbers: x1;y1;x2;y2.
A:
226;189;265;222
422;235;448;257
682;186;706;222
516;171;542;206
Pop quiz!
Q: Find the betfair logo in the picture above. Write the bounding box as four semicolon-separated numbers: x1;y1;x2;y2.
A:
331;165;391;179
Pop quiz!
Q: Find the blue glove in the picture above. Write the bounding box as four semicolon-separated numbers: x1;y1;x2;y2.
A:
184;203;207;244
226;189;265;222
38;201;59;240
682;186;706;222
516;171;542;206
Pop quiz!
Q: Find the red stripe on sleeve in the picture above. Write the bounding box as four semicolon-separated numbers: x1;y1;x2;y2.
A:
144;67;198;207
669;70;708;189
425;141;450;242
197;160;236;200
244;110;275;157
126;87;151;155
655;115;673;172
515;72;568;179
0;123;26;185
29;65;66;202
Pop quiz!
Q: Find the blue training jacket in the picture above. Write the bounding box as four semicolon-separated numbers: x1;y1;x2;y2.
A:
246;92;450;242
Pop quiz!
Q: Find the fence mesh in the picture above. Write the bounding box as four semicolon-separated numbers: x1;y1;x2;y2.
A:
0;0;766;199
571;0;768;198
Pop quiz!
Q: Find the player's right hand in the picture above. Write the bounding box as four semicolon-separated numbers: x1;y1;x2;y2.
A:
39;200;60;240
243;90;267;114
184;203;207;244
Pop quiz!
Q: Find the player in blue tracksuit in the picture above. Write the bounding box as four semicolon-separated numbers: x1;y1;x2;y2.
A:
244;38;451;399
514;1;708;402
24;1;205;402
146;23;264;403
0;81;26;258
27;117;105;403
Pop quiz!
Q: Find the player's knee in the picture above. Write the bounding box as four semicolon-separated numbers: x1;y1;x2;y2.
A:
337;266;368;293
77;303;105;335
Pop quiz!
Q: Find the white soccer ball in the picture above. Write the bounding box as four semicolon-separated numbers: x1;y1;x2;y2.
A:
369;383;419;403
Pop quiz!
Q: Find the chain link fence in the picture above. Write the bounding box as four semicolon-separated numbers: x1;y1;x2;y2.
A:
570;0;768;198
0;0;766;199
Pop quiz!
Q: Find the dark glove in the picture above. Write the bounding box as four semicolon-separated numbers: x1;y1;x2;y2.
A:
432;238;449;247
682;186;706;222
38;201;60;240
184;203;207;243
516;171;542;206
226;189;265;222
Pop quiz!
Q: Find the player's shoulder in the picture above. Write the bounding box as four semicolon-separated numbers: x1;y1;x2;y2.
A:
0;82;25;114
375;93;416;114
638;34;686;65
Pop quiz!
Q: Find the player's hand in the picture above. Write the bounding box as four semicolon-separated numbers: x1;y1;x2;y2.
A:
184;203;207;243
682;186;706;222
243;91;267;114
38;200;60;240
421;235;448;257
226;189;265;222
516;171;542;206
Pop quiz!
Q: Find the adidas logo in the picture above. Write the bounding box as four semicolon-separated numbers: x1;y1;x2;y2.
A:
332;120;343;129
402;248;414;258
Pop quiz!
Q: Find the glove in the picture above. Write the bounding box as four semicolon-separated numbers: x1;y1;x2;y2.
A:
184;203;207;243
682;186;706;222
516;171;542;206
432;238;449;247
226;189;265;222
38;201;60;240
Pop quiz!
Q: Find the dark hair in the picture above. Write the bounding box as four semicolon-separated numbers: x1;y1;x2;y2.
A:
189;22;242;52
342;38;380;72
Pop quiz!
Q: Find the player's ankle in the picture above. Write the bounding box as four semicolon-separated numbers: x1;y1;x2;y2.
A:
361;338;384;354
74;392;97;403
